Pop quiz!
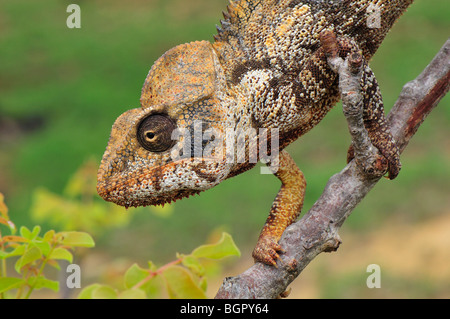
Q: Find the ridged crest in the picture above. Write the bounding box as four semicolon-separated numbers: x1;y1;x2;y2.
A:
213;0;415;51
214;0;264;42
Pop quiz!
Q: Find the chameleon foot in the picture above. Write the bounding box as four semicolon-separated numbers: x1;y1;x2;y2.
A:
252;235;285;267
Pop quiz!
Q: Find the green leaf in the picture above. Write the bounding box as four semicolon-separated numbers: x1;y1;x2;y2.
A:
57;231;95;247
30;225;41;240
4;245;25;258
181;255;205;277
19;225;41;241
191;232;240;260
124;263;150;289
118;289;147;299
91;285;118;299
123;263;163;298
28;276;59;292
0;277;24;293
32;241;51;257
43;230;55;242
19;226;32;240
15;246;42;273
78;284;102;299
162;265;207;299
49;247;73;263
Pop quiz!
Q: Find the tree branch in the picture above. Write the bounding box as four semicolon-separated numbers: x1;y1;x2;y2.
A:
215;38;449;299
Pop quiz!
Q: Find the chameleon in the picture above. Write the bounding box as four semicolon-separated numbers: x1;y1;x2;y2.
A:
97;0;411;266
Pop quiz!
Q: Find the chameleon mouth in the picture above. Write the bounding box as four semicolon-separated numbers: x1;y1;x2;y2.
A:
97;159;224;208
97;174;206;208
98;186;202;208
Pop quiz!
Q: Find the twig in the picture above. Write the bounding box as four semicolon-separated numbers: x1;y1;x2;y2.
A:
215;38;449;299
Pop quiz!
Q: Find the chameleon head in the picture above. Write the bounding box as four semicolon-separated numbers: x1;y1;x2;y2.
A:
97;41;234;207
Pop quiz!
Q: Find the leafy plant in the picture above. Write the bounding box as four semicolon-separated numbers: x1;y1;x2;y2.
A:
31;158;173;234
79;232;240;299
0;193;95;298
2;160;241;299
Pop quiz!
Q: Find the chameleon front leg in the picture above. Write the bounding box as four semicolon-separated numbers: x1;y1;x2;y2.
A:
252;150;306;266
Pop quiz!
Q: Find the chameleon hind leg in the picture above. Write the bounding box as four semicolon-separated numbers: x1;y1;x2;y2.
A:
347;62;401;179
252;150;306;266
322;31;402;179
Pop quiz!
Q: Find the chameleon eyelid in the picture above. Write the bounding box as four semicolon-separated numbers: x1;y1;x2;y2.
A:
137;114;177;153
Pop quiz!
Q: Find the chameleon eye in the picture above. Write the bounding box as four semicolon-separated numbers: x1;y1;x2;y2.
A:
137;114;177;152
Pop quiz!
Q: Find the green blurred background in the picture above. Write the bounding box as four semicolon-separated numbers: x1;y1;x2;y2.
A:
0;0;449;298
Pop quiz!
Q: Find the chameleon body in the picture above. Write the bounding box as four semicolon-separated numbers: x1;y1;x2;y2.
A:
97;0;411;266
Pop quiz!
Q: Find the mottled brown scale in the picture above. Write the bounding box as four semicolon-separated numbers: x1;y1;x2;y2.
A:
98;0;413;266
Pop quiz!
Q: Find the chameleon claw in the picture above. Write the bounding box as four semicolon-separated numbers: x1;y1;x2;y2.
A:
252;236;285;267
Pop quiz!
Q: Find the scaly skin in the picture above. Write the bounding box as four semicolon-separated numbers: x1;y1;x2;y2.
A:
97;0;412;266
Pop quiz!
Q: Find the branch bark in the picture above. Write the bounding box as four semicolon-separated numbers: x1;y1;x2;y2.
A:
215;38;450;299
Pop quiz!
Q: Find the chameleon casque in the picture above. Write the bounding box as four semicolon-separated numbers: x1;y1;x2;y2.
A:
97;0;412;266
